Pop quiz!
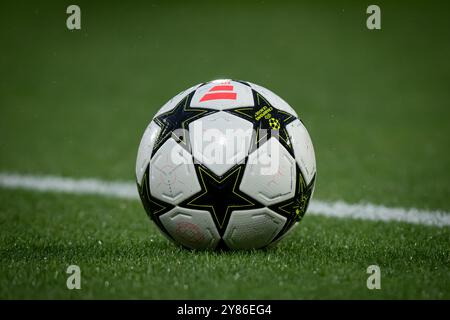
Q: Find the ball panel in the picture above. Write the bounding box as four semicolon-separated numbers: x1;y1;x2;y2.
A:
159;207;220;249
136;121;161;185
189;111;253;177
150;138;201;204
247;82;299;118
190;80;254;110
286;119;316;185
223;208;286;249
240;137;296;206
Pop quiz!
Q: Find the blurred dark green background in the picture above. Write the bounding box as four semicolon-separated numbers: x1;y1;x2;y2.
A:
1;0;449;210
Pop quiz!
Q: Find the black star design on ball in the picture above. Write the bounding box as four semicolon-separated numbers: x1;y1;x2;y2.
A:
137;165;175;239
152;92;217;156
226;90;297;156
269;168;316;236
181;165;263;232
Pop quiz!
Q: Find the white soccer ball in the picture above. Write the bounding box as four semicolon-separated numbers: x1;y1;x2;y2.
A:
136;79;316;250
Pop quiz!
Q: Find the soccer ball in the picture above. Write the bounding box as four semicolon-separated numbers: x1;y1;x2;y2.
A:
136;79;316;250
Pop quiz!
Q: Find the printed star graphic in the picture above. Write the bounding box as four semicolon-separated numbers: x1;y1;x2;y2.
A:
270;169;316;235
226;90;296;155
137;166;175;239
182;165;262;231
137;166;174;217
152;93;217;155
270;168;316;221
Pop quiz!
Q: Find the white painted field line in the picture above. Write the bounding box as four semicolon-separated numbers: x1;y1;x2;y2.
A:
0;172;449;228
308;201;450;228
0;172;138;200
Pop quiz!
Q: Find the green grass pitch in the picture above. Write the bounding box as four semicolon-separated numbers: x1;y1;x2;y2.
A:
0;0;449;299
